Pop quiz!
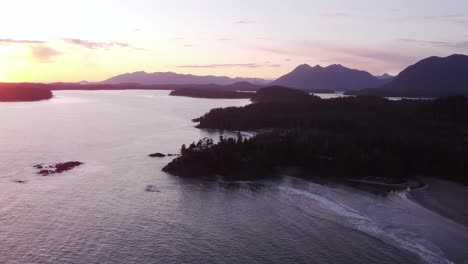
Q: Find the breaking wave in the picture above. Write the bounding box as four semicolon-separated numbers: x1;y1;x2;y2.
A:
279;186;454;264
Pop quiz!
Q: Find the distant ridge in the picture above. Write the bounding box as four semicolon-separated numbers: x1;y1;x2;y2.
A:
270;64;391;91
348;54;468;97
102;71;268;86
376;73;395;80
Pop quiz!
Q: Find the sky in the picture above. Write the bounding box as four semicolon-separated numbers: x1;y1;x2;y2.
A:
0;0;468;82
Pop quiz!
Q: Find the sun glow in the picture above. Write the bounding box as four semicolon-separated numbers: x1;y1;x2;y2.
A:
1;0;467;82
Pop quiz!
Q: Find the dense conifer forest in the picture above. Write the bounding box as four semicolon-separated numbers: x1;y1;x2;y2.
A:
164;87;468;184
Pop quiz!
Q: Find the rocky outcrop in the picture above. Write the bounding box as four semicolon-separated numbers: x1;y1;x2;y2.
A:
148;153;166;158
34;161;84;176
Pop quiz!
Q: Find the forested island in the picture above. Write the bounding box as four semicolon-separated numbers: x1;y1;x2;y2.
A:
169;88;253;99
163;87;468;184
0;83;53;102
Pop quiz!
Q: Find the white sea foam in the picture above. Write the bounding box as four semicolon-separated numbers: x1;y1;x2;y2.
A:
279;186;454;264
279;187;370;220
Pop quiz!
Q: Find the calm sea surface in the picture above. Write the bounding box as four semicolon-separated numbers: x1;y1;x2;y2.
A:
0;90;466;264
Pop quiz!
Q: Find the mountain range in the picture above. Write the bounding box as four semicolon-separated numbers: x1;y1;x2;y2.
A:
102;67;394;91
270;64;393;91
102;71;268;86
348;54;468;97
96;54;468;97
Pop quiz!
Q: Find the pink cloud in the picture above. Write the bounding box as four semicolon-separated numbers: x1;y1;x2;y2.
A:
404;13;467;25
235;20;256;24
249;41;416;74
319;12;352;18
176;63;280;68
0;38;45;45
30;45;62;62
61;38;131;49
399;38;468;49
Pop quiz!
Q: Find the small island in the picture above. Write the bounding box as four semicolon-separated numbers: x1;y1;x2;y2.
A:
170;88;253;99
163;86;468;185
148;153;166;158
0;83;53;102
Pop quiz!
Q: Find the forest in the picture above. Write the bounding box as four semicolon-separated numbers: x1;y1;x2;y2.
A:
164;91;468;184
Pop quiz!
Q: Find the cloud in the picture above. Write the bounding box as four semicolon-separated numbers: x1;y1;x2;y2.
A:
235;20;256;24
399;38;468;49
319;12;352;18
30;45;62;62
251;41;412;62
404;13;467;25
0;38;45;45
249;41;416;74
175;63;280;69
61;38;131;49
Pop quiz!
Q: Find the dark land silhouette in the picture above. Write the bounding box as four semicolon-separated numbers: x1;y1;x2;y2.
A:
0;82;264;101
169;84;337;100
163;87;468;184
270;64;393;91
170;88;253;99
49;82;262;91
250;86;315;103
348;54;468;97
0;83;53;102
2;54;468;101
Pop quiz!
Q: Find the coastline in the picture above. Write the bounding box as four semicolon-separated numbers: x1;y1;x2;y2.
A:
407;178;468;226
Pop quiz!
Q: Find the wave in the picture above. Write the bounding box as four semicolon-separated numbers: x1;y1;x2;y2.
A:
279;186;454;264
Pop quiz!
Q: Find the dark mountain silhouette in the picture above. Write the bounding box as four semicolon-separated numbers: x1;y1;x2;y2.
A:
102;71;268;86
224;81;263;91
270;64;391;91
348;54;468;97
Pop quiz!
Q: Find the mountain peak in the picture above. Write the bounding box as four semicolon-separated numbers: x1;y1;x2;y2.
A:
271;63;384;91
326;64;345;69
353;54;468;97
376;73;394;80
293;64;313;71
446;54;466;59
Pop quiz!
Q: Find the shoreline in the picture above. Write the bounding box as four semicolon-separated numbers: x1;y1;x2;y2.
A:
407;178;468;226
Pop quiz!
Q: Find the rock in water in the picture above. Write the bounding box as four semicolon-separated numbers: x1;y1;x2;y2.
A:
34;161;84;176
145;185;160;192
13;180;28;184
148;153;166;158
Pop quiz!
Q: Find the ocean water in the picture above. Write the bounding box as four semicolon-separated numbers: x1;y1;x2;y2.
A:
0;90;466;264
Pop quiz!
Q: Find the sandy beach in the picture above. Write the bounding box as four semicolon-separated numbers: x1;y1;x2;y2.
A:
408;178;468;226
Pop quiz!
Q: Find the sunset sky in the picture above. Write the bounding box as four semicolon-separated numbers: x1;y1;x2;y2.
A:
1;0;467;82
